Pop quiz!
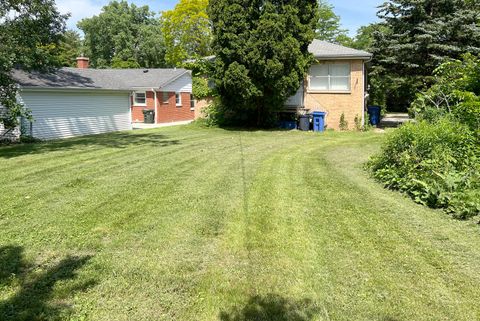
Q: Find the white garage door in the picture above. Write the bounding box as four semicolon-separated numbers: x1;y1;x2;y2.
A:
20;91;131;140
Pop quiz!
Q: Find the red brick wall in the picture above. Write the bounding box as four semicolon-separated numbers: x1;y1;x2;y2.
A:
156;92;194;123
131;91;194;123
131;91;155;123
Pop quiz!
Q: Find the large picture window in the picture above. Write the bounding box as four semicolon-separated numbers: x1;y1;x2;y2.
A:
308;63;351;92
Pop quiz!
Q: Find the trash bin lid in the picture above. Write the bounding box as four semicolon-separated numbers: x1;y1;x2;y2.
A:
312;111;326;116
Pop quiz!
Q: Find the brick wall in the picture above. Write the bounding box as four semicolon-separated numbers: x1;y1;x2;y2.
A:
131;91;195;124
131;91;155;123
304;59;365;130
194;97;213;119
156;92;194;123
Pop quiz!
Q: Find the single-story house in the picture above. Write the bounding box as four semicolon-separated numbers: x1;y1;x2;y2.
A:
8;57;193;140
197;40;372;130
287;40;372;130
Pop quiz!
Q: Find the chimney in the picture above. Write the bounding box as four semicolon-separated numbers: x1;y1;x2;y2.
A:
76;56;89;69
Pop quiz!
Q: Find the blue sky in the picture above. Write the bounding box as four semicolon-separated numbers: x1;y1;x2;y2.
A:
58;0;381;37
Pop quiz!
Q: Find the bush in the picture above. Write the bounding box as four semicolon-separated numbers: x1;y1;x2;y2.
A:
354;114;362;131
339;112;348;131
368;117;480;219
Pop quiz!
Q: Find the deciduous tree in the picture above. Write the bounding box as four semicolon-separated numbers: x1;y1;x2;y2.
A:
57;30;83;67
161;0;212;66
315;0;351;45
78;1;165;68
0;0;67;130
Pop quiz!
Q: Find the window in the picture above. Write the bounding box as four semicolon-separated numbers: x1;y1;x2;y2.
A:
308;63;350;92
162;92;169;104
190;95;195;110
175;92;182;106
134;91;146;105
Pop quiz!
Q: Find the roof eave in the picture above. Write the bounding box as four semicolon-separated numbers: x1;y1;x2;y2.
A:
313;55;373;60
158;69;191;89
19;86;132;92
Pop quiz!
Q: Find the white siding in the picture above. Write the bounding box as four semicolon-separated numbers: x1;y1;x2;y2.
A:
20;90;131;140
285;82;304;107
162;73;192;93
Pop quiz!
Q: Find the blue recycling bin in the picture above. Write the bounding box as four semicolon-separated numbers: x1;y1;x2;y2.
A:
312;111;326;132
367;106;381;126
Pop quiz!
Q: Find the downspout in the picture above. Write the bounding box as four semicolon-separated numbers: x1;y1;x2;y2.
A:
153;88;158;124
362;57;372;127
129;91;133;128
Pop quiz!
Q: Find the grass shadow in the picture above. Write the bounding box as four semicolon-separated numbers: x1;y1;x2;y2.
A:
218;125;299;133
0;246;95;321
219;294;322;321
0;131;180;159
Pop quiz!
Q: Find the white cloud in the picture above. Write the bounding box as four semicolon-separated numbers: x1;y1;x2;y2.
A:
56;0;103;30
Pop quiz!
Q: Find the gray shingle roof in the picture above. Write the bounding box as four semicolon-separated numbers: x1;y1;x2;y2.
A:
308;39;372;59
12;67;189;90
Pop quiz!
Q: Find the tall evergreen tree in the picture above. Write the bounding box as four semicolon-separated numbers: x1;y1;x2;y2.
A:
208;0;318;126
371;0;480;111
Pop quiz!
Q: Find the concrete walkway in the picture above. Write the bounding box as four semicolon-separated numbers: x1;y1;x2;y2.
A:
379;113;413;128
132;120;193;130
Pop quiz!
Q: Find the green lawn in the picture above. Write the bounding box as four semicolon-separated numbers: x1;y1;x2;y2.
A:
1;126;479;321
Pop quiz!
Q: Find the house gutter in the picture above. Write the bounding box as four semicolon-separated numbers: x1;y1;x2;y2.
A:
19;87;132;93
314;55;373;61
153;88;158;124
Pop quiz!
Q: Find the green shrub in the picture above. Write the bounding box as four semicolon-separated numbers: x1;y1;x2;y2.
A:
339;113;348;131
368;117;480;219
354;114;362;131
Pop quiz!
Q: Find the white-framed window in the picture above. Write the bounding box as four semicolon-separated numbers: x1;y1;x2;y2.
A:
308;63;351;92
134;91;147;105
190;95;195;110
162;92;169;104
175;92;182;106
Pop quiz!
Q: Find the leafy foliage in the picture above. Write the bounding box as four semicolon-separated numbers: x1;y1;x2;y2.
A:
315;0;351;46
78;0;165;68
369;56;480;219
161;0;212;67
370;0;480;111
0;0;67;129
350;24;375;50
368;119;480;219
208;0;318;127
411;53;480;133
56;30;83;67
182;58;216;100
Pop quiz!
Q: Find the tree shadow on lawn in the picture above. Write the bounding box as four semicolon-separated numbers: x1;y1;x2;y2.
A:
0;131;180;159
219;125;299;133
0;245;95;321
219;294;403;321
219;294;323;321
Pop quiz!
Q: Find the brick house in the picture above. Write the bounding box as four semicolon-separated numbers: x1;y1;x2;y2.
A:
10;58;194;140
197;40;372;130
130;70;194;124
295;40;372;130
